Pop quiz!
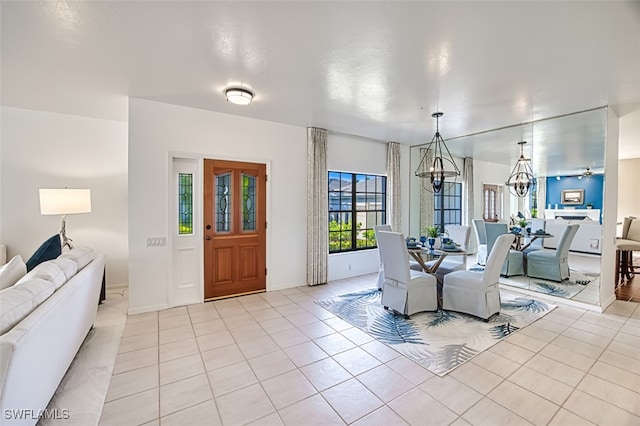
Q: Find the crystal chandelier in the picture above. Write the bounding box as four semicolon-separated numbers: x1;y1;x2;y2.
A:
415;112;460;193
505;141;536;197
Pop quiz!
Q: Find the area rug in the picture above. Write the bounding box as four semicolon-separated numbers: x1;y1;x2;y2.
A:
315;289;555;376
498;268;595;299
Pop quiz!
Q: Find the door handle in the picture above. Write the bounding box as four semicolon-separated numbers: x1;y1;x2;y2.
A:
205;236;212;240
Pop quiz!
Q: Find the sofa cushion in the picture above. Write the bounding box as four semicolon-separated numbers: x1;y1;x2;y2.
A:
50;257;78;280
0;278;55;335
0;243;6;266
0;255;27;291
59;246;95;270
17;262;66;290
627;219;640;242
26;234;62;272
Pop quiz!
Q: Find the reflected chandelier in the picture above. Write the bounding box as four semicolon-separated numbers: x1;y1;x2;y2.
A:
505;141;536;197
415;112;460;193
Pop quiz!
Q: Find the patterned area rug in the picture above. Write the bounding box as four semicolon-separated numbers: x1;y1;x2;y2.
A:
499;269;596;299
315;289;555;376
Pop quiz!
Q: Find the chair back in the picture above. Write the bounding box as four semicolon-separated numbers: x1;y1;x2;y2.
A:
555;224;580;260
373;224;392;264
483;234;515;284
472;219;487;245
376;231;411;286
626;218;640;241
485;223;508;254
446;225;471;251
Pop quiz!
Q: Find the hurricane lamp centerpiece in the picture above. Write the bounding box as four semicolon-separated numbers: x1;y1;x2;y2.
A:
415;112;461;193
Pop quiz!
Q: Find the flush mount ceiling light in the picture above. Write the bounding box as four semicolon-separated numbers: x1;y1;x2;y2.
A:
505;141;536;197
224;87;254;105
414;112;461;193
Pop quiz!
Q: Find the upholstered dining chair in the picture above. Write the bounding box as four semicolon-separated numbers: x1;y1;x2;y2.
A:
442;233;515;320
485;223;524;277
526;224;579;282
425;225;471;283
472;219;487;266
376;231;438;318
615;217;640;285
374;224;422;290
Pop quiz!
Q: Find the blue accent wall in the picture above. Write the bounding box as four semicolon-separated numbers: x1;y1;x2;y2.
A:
546;175;604;221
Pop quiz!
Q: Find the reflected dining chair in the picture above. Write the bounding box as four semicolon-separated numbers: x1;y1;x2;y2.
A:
526;224;579;282
485;223;524;277
377;231;438;318
472;219;487;266
442;234;515;320
374;224;422;290
425;225;471;283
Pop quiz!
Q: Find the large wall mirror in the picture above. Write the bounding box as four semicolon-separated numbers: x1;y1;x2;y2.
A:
409;107;607;307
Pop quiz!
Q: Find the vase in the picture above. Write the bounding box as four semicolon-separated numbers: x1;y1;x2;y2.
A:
428;237;436;251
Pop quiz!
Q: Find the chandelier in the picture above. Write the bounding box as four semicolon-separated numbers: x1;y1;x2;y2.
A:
505;141;536;197
415;112;460;193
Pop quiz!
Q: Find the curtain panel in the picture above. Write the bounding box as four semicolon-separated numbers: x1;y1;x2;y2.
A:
387;142;401;232
419;148;435;234
463;157;474;226
307;128;328;286
536;177;546;218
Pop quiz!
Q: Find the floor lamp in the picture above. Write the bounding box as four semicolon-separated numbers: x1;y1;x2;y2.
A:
39;188;92;250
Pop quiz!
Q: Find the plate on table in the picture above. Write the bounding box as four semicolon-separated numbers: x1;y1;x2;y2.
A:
442;247;462;252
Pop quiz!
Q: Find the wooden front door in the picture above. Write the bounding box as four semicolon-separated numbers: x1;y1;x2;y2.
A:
203;159;266;299
483;184;499;222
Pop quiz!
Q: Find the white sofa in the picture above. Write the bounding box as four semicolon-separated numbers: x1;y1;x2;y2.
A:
543;219;602;254
0;247;105;426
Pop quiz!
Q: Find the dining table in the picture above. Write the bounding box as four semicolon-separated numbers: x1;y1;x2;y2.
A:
407;246;467;274
511;231;554;251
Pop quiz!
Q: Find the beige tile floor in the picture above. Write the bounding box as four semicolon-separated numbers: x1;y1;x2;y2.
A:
95;274;640;426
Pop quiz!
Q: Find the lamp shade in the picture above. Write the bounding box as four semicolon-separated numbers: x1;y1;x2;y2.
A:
39;189;91;215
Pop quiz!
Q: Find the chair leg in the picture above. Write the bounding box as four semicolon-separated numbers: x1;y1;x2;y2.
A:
615;249;621;286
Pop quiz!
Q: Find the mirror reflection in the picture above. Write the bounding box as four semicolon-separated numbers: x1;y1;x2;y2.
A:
409;107;606;306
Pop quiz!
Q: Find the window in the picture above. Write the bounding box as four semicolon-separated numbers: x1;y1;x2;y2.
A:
328;172;386;253
178;173;193;234
434;182;462;231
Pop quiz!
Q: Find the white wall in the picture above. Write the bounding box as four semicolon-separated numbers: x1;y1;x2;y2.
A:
0;106;129;286
326;134;403;281
128;98;307;313
618;158;640;223
600;108;619;309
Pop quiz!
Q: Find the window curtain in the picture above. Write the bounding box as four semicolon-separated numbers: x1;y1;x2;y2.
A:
387;142;401;231
463;157;474;226
419;148;435;234
536;177;546;217
307;128;328;286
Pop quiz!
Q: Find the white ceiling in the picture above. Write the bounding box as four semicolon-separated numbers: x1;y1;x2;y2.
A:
2;1;640;170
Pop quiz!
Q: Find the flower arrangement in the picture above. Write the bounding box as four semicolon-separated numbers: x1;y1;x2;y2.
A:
518;218;529;228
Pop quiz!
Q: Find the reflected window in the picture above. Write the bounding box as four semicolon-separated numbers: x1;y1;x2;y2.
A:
434;182;462;231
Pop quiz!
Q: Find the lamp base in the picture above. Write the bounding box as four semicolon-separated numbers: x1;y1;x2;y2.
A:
60;215;75;250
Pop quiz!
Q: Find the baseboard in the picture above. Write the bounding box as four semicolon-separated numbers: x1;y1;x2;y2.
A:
128;303;169;315
599;293;617;312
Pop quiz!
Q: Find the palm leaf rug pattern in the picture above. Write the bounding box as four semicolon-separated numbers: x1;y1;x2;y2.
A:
316;289;555;376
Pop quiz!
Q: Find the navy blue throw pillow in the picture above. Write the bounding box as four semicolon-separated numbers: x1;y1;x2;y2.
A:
26;234;62;271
